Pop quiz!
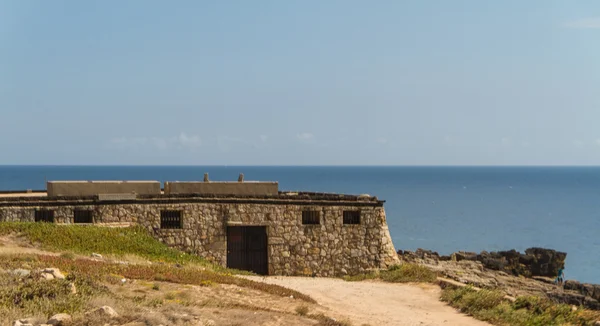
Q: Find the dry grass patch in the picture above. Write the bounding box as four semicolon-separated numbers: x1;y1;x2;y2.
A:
441;286;600;326
344;263;437;283
295;304;309;316
0;254;315;303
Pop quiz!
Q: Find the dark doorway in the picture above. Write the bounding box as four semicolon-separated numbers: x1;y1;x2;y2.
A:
227;226;268;275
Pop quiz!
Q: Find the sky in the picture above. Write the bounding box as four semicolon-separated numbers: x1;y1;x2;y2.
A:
1;1;599;166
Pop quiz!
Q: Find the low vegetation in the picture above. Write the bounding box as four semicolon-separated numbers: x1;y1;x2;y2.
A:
295;304;309;316
343;263;437;283
0;254;315;303
0;270;107;323
0;222;214;266
441;286;600;326
0;222;324;325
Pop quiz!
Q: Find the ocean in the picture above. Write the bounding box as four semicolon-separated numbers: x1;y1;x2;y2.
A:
0;165;599;283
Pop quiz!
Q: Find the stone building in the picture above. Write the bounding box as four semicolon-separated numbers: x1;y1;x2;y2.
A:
0;177;399;276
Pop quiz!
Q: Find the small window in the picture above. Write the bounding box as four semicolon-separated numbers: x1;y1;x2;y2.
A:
74;209;93;223
302;210;320;225
160;210;182;229
343;211;360;225
35;210;55;223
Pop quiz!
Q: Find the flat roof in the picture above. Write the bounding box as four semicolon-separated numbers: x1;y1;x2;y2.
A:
0;190;384;207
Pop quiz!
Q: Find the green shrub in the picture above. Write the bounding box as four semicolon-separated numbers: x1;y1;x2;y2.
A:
295;304;309;316
345;263;436;283
379;264;437;283
441;286;600;326
387;264;401;271
60;252;76;260
0;270;108;320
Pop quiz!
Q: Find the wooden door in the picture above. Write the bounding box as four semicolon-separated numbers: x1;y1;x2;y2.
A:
227;226;268;275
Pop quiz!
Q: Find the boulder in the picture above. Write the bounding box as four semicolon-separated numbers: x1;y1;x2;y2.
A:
47;313;72;326
43;268;65;280
415;248;440;260
524;247;566;277
39;273;54;280
547;291;586;306
585;297;600;310
451;251;477;262
593;285;600;301
85;306;119;318
13;320;33;326
10;269;31;278
564;280;581;291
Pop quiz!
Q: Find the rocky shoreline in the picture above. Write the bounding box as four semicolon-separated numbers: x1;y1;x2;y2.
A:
398;247;600;310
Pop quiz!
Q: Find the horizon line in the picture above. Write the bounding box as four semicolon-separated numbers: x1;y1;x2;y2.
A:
2;164;600;168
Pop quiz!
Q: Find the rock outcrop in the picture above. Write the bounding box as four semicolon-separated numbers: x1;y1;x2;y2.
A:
399;247;566;278
85;305;119;319
46;313;71;326
398;247;600;310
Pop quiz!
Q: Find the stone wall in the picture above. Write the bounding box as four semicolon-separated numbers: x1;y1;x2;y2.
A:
0;196;399;276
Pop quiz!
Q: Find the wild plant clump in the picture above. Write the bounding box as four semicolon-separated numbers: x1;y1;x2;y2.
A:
343;263;437;283
441;286;600;326
0;269;108;323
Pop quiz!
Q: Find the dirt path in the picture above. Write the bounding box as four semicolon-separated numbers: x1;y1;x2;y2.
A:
245;276;490;326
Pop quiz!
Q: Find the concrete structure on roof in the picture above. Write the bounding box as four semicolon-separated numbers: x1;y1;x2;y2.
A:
0;174;399;276
47;180;161;197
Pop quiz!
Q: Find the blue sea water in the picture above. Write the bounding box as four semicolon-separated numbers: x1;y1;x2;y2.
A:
0;165;599;283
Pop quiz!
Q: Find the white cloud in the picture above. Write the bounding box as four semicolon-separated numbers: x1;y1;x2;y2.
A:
217;136;260;152
521;141;531;148
376;137;388;144
563;17;600;29
259;135;268;142
573;140;585;149
110;137;148;147
152;138;168;150
501;137;511;147
108;132;201;151
595;139;600;146
296;132;315;141
177;132;201;149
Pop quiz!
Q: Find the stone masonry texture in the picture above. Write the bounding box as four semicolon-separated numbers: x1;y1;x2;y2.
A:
0;195;399;276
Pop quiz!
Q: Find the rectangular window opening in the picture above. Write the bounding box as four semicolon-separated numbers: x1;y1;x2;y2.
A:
160;210;183;229
74;209;93;224
302;210;320;225
343;211;361;225
35;210;55;223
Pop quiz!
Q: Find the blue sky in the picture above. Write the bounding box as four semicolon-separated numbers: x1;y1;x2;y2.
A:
1;1;599;165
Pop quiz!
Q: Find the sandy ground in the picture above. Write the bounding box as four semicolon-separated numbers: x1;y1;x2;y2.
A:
0;235;59;256
245;276;490;326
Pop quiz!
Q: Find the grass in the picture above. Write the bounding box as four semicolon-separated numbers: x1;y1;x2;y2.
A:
343;263;437;283
0;222;327;325
0;254;315;304
295;304;309;316
0;268;108;323
441;286;600;326
0;222;223;268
